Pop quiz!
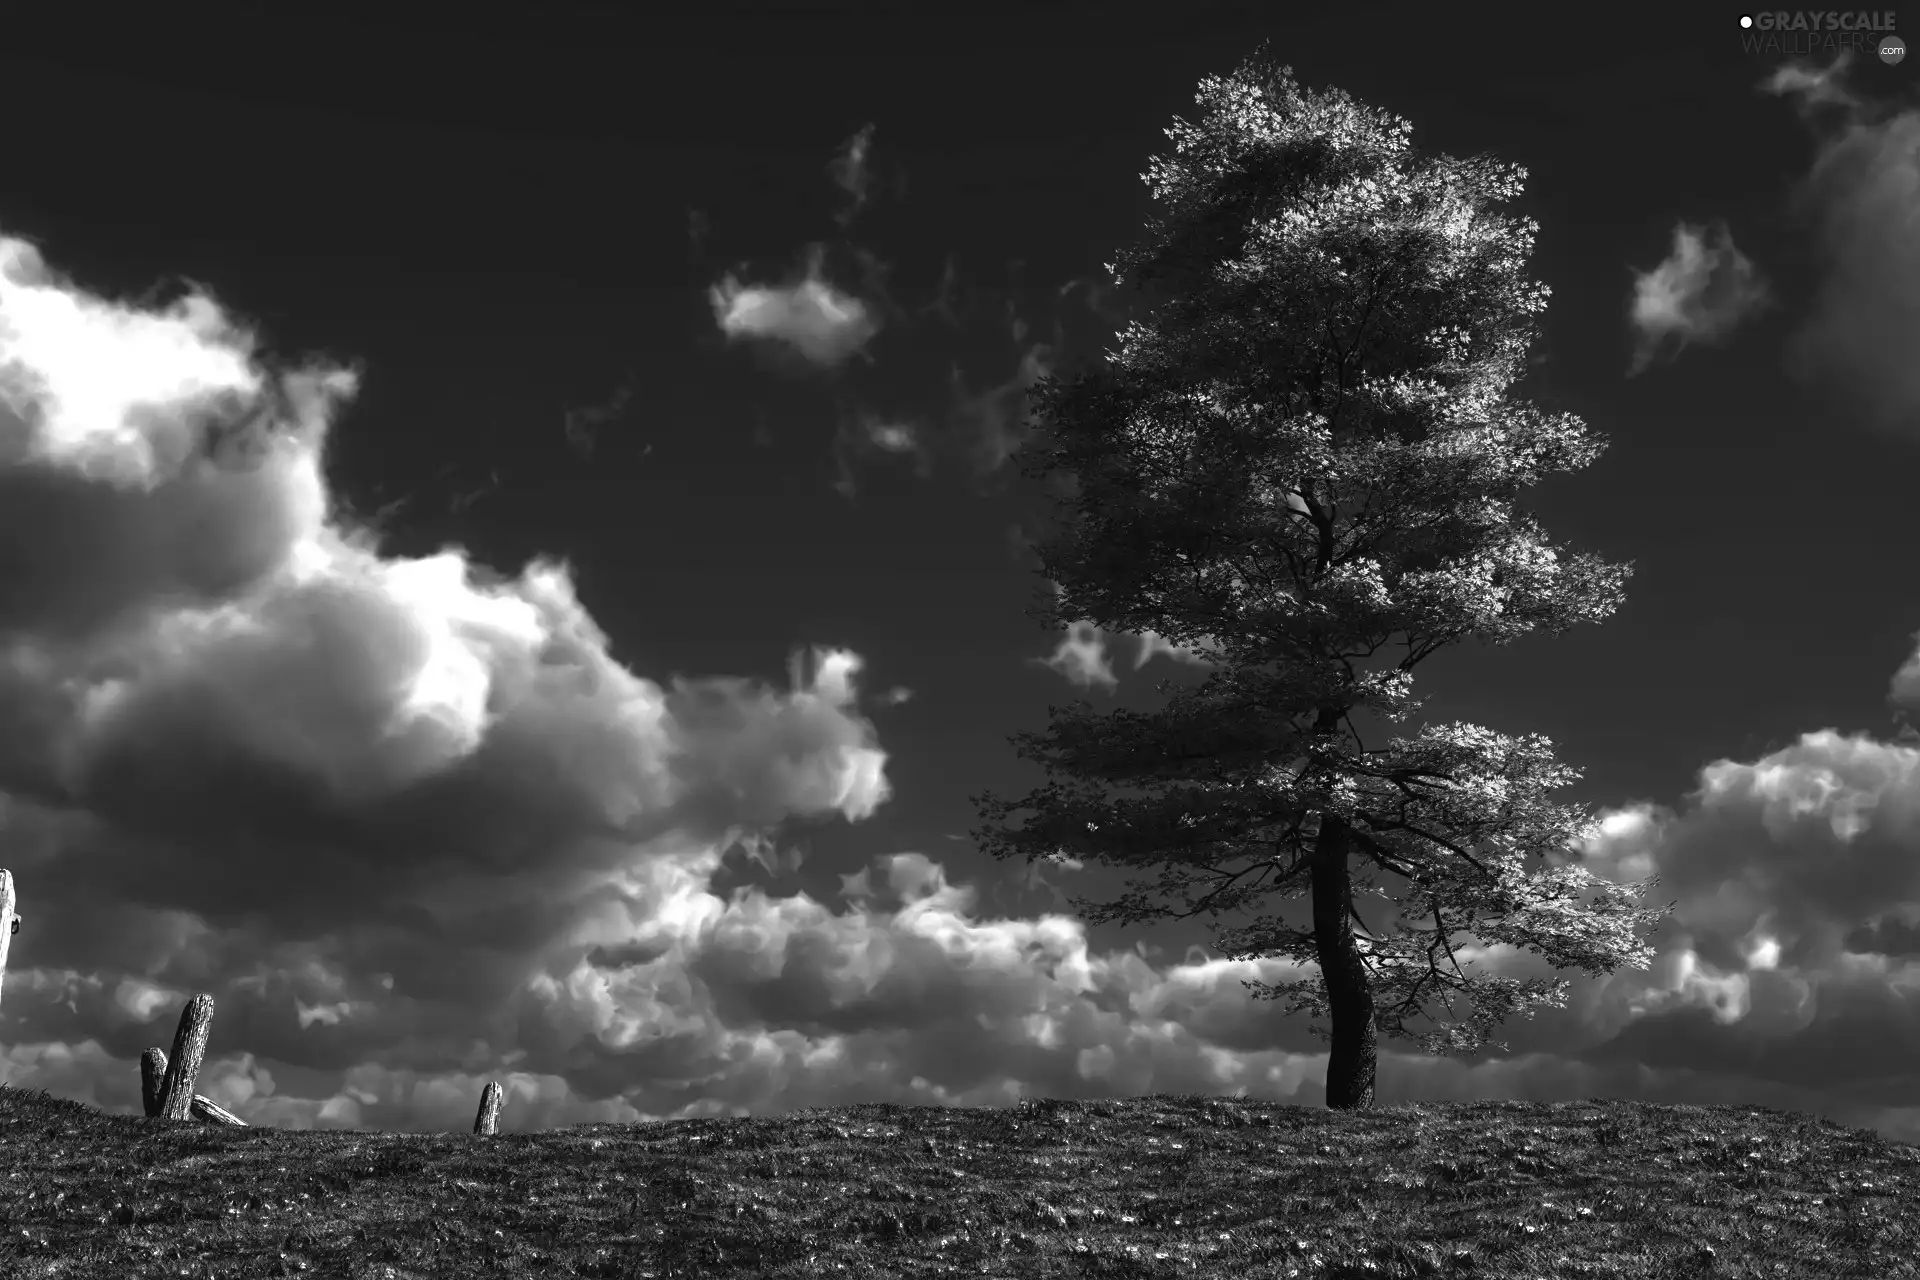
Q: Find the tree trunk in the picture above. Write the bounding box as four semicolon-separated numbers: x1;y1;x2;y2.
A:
1312;811;1377;1110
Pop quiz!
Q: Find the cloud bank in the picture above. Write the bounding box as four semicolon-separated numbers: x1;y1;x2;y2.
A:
1765;53;1920;435
11;214;1920;1151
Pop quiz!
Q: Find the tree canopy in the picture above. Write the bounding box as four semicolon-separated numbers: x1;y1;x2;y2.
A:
972;46;1676;1111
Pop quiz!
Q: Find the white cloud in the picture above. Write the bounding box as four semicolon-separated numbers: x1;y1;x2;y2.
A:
1764;53;1920;435
1032;620;1118;691
1763;58;1857;111
1626;221;1769;375
0;229;899;1130
0;234;890;839
710;245;878;369
863;419;917;453
1132;629;1224;670
1030;603;1221;694
715;115;1106;499
1028;584;1220;693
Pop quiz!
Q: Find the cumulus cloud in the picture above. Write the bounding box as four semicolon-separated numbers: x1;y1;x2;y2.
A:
0;235;887;836
1534;727;1920;1144
709;245;879;369
0;229;894;1128
1764;53;1920;434
1625;220;1769;375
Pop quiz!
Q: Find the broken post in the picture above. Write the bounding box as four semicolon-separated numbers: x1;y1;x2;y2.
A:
155;994;214;1121
140;1047;170;1118
0;869;14;1019
474;1080;503;1135
140;1044;244;1125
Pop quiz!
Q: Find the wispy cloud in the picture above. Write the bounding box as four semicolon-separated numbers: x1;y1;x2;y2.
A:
1131;630;1224;670
830;123;877;228
925;254;961;328
1626;221;1769;375
709;121;1125;499
1764;57;1857;111
1031;623;1222;693
1032;620;1119;691
827;407;934;499
949;339;1055;480
687;206;712;264
562;383;634;460
1764;52;1920;435
1026;574;1222;694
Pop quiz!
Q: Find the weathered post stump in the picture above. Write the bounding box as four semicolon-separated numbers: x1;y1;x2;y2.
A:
155;995;215;1121
142;1036;246;1125
0;869;16;1019
140;1048;168;1118
474;1080;503;1135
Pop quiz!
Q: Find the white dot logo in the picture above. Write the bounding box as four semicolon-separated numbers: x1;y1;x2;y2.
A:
1739;14;1753;27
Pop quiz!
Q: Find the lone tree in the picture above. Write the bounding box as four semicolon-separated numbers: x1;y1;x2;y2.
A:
972;48;1675;1111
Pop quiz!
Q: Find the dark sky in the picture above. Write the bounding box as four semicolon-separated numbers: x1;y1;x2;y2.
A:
3;2;1920;1144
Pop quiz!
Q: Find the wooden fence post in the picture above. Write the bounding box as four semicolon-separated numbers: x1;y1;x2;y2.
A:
155;995;214;1121
133;987;493;1134
141;1048;168;1118
139;1042;245;1126
0;869;15;1019
0;881;239;1128
474;1080;503;1135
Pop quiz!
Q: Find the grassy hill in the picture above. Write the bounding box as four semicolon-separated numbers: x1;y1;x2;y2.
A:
0;1082;1914;1277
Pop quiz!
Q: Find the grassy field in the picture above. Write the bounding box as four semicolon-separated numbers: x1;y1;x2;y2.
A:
0;1082;1915;1278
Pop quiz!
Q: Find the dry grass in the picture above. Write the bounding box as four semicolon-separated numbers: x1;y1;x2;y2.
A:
0;1082;1916;1277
